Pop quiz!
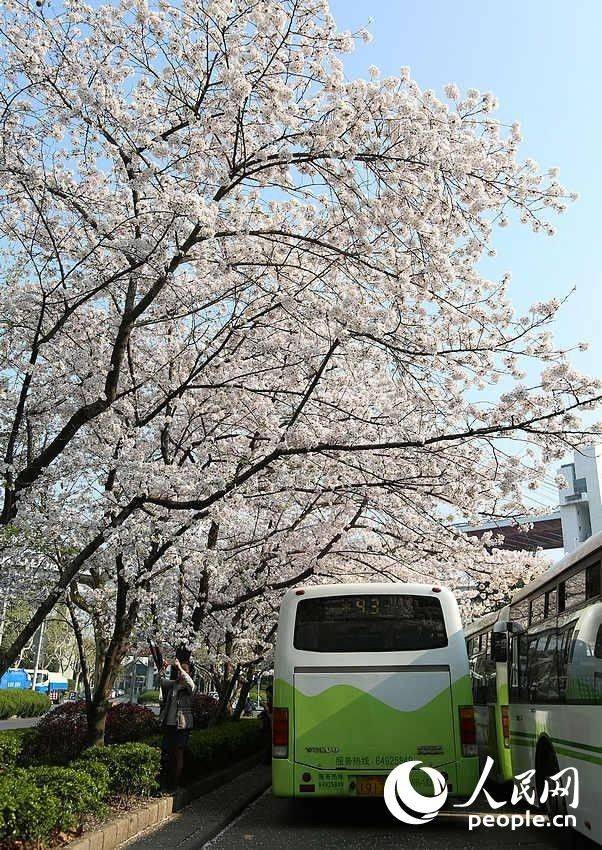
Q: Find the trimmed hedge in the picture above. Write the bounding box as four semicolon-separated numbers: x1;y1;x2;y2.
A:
77;742;160;797
23;700;159;764
27;764;109;822
191;693;220;728
143;719;265;782
21;701;87;764
0;729;28;768
137;689;160;704
186;719;264;776
106;702;159;744
0;689;50;719
0;761;109;846
0;771;62;846
0;718;262;846
0;742;158;847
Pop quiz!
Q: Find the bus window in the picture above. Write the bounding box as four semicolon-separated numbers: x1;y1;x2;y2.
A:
469;635;496;705
512;630;561;703
530;594;546;624
529;630;560;703
595;625;602;659
510;599;530;628
586;563;601;600
511;633;530;703
558;623;576;701
558;582;566;613
293;594;448;652
565;571;586;609
544;588;556;619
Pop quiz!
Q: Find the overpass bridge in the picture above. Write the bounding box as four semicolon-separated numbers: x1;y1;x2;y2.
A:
458;510;563;551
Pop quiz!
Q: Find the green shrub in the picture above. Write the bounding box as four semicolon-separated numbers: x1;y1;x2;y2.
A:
184;719;264;779
77;742;160;797
0;729;28;768
27;764;109;826
78;757;112;794
143;731;163;748
0;689;50;719
0;771;62;846
137;689;160;704
143;720;264;783
0;762;109;846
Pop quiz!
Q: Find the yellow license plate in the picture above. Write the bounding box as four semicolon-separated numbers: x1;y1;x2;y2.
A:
356;777;386;796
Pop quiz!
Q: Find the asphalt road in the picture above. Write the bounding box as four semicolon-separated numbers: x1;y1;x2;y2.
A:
0;716;40;730
203;790;572;850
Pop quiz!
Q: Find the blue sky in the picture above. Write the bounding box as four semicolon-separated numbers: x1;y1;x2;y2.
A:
330;0;602;383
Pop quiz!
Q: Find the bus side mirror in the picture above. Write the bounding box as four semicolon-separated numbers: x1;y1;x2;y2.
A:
491;631;508;663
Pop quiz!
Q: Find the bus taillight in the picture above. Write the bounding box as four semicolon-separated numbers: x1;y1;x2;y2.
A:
272;707;289;759
501;705;510;748
459;706;477;757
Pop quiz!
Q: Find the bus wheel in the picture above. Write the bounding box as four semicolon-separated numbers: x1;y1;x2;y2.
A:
535;739;567;821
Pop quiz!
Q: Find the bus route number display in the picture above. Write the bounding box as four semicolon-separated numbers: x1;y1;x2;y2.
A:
317;595;422;619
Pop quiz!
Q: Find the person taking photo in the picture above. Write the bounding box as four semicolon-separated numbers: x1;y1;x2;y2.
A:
158;657;195;789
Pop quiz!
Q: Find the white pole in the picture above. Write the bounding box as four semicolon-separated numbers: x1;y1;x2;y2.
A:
130;656;137;703
31;620;45;691
0;567;12;648
0;594;8;648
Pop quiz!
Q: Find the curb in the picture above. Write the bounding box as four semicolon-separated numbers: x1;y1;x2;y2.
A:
177;769;271;849
68;751;265;850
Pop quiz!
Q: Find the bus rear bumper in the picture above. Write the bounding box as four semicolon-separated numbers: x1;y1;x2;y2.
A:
272;758;479;799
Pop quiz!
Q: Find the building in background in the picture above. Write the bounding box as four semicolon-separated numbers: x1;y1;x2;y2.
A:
558;444;602;554
459;445;602;555
113;654;211;701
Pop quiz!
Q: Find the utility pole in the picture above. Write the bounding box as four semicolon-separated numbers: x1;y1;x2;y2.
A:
31;620;45;691
0;567;12;649
0;594;8;649
130;655;138;703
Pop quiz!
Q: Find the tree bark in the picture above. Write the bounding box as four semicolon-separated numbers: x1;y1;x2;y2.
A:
66;592;92;707
86;691;111;748
232;676;253;721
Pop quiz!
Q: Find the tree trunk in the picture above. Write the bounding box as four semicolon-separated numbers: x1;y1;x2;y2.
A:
210;664;239;726
86;693;110;748
66;592;92;706
78;562;138;748
232;677;252;721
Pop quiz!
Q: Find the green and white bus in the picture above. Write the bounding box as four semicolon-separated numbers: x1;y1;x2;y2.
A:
465;610;513;782
272;582;479;799
466;532;602;844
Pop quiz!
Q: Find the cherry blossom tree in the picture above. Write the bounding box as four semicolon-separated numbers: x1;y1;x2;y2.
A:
1;0;601;684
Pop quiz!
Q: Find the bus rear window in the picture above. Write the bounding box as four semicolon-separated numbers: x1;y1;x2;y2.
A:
293;594;448;652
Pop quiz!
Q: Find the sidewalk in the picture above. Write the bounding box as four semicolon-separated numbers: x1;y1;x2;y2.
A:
120;764;271;850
